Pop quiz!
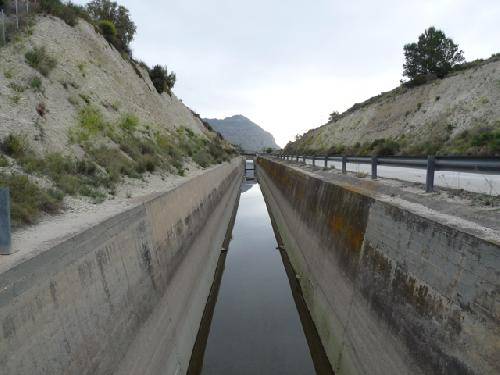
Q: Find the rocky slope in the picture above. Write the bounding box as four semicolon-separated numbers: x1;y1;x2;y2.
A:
0;15;234;227
286;56;500;156
0;16;206;154
205;115;279;152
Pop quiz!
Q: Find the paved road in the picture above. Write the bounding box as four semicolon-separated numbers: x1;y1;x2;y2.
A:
300;158;500;196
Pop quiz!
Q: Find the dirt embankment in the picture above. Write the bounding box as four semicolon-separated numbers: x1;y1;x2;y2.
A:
0;16;205;153
287;56;500;156
0;15;235;228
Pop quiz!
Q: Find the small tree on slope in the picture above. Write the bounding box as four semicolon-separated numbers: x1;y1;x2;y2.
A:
403;26;464;81
149;65;176;95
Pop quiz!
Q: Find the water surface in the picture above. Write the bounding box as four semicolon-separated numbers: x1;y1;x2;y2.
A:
188;182;333;375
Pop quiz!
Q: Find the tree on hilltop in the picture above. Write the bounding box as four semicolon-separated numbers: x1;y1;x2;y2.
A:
403;27;464;81
328;110;341;122
86;0;136;53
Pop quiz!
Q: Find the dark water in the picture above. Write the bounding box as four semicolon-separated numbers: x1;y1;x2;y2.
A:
188;182;333;375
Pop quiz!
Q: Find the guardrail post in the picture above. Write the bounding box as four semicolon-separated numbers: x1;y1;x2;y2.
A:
342;156;347;174
312;156;316;167
426;156;436;193
1;10;5;46
324;156;328;168
371;157;378;179
0;188;11;255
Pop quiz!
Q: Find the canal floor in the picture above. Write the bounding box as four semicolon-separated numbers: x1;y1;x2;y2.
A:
188;182;333;374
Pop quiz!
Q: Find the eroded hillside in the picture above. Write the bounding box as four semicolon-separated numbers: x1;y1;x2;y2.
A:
0;16;207;152
0;15;234;226
286;56;500;156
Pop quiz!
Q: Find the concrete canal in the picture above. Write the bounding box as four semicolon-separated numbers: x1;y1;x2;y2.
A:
188;180;333;374
1;157;496;375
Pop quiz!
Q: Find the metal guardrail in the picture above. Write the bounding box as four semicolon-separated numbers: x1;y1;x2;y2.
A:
0;188;11;255
276;154;500;193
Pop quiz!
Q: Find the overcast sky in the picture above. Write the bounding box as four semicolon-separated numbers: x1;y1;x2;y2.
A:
76;0;500;146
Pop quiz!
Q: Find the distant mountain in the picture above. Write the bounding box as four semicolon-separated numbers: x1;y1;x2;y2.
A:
204;115;279;152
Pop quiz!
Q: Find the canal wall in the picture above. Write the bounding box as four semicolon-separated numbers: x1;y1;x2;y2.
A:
0;158;243;375
257;157;499;375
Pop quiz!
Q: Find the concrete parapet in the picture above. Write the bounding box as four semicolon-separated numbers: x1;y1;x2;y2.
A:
257;157;499;375
0;158;243;375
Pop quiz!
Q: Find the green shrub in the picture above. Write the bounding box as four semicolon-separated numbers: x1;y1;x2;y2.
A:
367;139;401;156
439;126;500;156
19;152;108;199
3;68;14;79
25;47;57;77
149;65;176;95
88;146;138;182
98;20;117;43
192;149;212;168
136;154;158;173
0;173;63;227
73;105;107;141
119;114;139;133
1;134;27;158
30;76;43;92
39;0;89;26
0;155;8;167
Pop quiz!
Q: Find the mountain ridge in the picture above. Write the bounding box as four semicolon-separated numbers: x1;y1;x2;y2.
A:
204;115;279;152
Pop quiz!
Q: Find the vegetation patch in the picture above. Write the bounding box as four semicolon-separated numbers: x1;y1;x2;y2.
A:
8;82;26;93
439;125;500;156
148;65;176;95
15;151;108;200
86;0;137;54
30;76;43;92
70;105;108;142
1;134;28;158
68;106;235;180
0;155;9;167
0;173;63;227
119;114;139;133
9;94;21;104
25;47;57;77
38;0;91;27
98;20;117;44
3;68;14;79
287;122;500;157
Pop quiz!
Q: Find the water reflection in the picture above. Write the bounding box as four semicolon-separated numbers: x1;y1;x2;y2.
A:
188;182;333;375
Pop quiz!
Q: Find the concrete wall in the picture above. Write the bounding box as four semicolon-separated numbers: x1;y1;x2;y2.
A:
0;158;243;375
257;157;499;375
